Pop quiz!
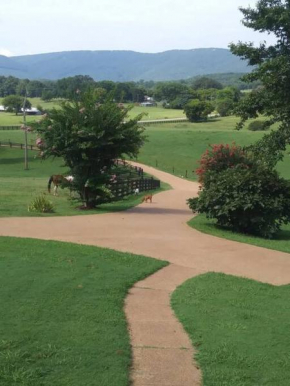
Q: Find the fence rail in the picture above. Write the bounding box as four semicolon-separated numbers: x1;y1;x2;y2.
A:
114;159;144;177
109;177;160;199
0;125;21;130
0;141;38;151
137;118;188;125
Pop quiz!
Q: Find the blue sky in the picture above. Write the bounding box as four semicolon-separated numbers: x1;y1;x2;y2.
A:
0;0;275;56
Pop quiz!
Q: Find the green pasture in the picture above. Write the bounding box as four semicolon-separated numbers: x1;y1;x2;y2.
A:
126;104;185;120
0;98;63;126
172;273;290;385
136;119;290;180
0;98;185;126
0;236;167;386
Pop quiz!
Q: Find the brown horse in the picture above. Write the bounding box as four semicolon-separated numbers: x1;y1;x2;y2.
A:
48;175;74;196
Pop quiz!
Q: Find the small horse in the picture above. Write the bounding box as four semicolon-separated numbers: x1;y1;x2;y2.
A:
48;175;74;196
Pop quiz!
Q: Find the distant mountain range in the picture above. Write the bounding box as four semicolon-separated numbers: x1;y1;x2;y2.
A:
0;48;251;81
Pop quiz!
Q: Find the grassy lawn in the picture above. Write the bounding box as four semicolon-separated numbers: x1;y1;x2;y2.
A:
188;214;290;254
171;272;290;385
0;236;167;386
0;147;167;217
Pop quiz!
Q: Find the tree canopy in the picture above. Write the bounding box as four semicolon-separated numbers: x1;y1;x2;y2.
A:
2;95;31;115
34;90;145;207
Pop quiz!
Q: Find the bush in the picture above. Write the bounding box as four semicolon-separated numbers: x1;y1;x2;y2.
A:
184;99;214;122
216;98;234;117
189;165;290;238
248;120;267;131
195;143;252;183
28;195;54;213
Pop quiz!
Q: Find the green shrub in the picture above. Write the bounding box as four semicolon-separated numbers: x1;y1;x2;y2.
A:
184;99;214;122
189;165;290;238
248;120;267;131
28;195;54;213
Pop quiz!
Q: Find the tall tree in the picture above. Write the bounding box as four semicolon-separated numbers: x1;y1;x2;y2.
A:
230;0;290;164
34;90;145;208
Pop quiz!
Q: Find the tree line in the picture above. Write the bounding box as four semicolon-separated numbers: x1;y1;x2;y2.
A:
0;74;250;119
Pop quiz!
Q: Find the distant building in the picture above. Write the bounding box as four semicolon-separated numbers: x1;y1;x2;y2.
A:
140;101;156;107
21;107;42;115
144;96;155;102
0;105;6;112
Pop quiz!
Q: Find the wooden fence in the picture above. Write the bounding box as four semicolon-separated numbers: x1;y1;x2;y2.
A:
0;141;38;151
114;159;144;177
0;125;21;130
110;177;160;199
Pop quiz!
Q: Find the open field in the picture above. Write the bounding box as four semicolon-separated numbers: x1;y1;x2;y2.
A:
136;119;290;180
172;272;290;385
0;236;167;386
0;99;185;126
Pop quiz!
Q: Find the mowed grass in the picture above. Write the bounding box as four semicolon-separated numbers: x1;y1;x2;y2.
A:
0;236;167;386
189;214;290;254
136;118;290;180
172;273;290;385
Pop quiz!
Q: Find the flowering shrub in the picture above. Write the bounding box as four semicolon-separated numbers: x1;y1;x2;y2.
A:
196;143;252;184
189;142;290;238
189;165;290;238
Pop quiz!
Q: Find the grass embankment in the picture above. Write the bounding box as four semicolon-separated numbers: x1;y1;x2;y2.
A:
0;147;167;217
189;215;290;254
0;236;167;386
137;118;290;180
172;272;290;385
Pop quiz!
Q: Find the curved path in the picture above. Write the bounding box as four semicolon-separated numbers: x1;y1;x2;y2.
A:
2;163;290;385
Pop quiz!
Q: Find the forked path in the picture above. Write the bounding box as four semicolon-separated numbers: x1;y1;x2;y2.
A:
2;163;290;385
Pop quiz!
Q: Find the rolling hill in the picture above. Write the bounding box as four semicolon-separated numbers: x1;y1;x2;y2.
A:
0;48;251;81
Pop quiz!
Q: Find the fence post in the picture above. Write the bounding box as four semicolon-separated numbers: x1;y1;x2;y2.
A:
185;170;188;178
173;167;175;174
156;160;158;167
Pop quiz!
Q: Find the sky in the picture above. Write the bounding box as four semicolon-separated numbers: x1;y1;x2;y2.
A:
0;0;275;57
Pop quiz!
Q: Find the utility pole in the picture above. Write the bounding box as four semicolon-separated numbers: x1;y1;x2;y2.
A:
23;88;28;170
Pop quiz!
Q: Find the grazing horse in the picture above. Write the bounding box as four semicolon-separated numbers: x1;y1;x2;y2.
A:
48;175;74;196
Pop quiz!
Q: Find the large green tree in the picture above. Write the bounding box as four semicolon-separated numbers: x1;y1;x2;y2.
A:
34;89;145;208
184;99;214;122
2;95;31;115
230;0;290;164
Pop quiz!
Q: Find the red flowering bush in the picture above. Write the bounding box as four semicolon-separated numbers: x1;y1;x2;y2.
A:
196;143;253;184
189;142;290;238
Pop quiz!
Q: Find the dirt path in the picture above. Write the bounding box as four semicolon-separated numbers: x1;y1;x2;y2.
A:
1;162;290;385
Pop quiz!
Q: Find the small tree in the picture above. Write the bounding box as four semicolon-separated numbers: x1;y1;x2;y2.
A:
33;89;145;208
184;99;214;122
2;95;31;115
